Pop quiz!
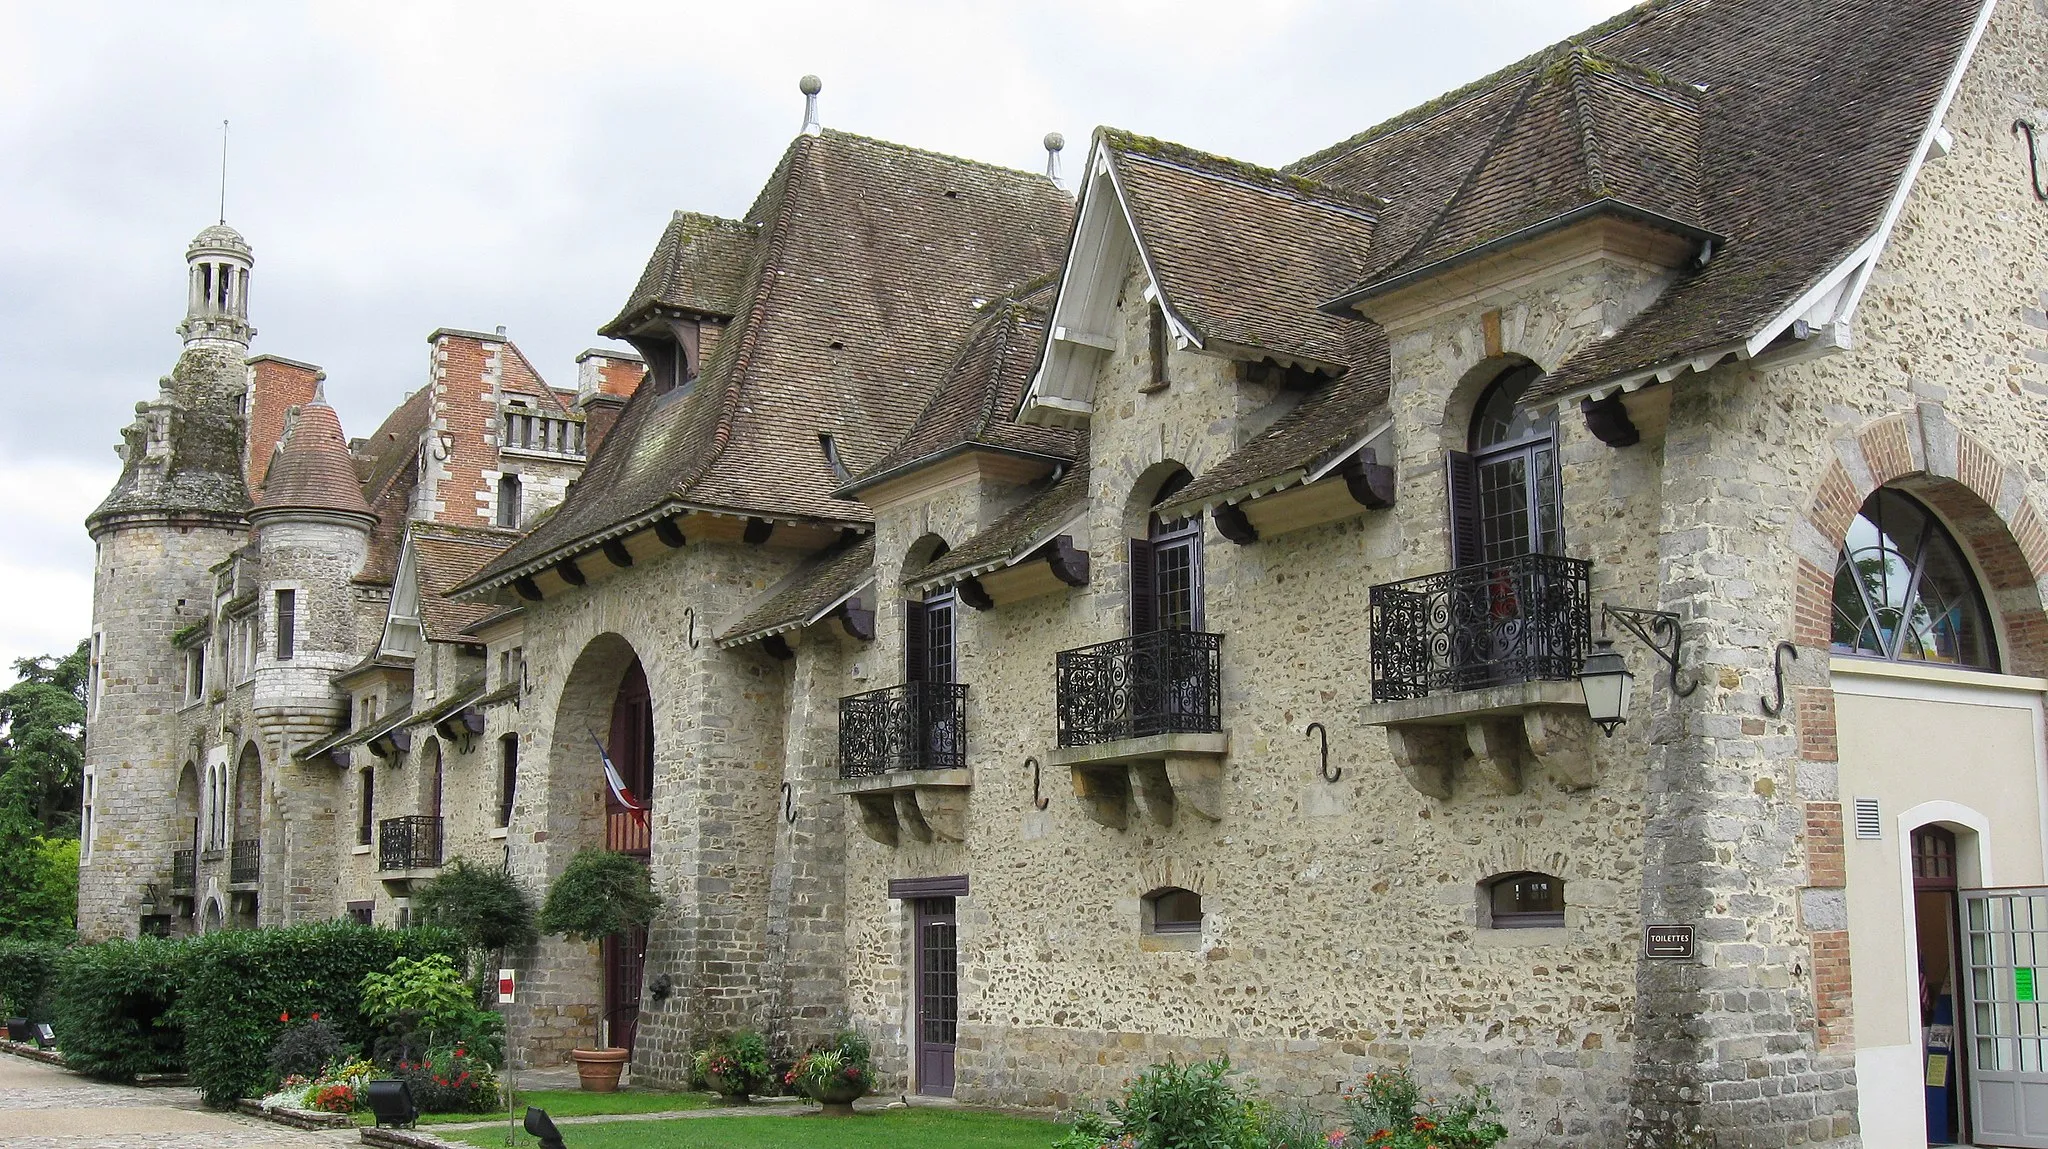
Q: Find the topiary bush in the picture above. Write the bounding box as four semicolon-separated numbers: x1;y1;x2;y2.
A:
175;921;461;1108
49;937;187;1082
410;858;539;954
537;849;661;942
0;936;65;1022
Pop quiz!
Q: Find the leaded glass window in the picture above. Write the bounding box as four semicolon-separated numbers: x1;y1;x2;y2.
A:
1467;363;1562;561
1831;489;1997;670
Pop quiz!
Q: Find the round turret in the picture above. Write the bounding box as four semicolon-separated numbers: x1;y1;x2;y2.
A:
177;220;255;351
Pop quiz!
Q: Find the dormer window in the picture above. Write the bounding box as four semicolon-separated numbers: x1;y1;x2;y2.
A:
634;316;702;399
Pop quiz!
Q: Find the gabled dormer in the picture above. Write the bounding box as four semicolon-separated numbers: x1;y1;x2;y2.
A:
598;211;755;400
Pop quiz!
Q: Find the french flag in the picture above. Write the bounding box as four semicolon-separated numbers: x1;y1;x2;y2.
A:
591;730;648;823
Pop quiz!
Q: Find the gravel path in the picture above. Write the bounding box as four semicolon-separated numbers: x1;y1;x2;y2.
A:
0;1053;352;1149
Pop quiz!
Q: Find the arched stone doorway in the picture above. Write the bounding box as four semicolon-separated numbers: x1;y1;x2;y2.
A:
542;633;658;1056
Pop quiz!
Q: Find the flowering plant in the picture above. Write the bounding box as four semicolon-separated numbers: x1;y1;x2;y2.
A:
1339;1068;1506;1149
692;1030;770;1096
310;1083;356;1113
784;1029;873;1103
394;1045;498;1114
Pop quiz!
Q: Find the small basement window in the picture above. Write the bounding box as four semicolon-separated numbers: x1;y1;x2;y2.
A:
1144;887;1203;934
1484;872;1565;929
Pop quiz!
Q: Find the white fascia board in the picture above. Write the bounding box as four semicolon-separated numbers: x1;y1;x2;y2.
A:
804;574;876;630
1306;420;1396;483
909;508;1089;593
1750;0;1995;350
1101;155;1202;351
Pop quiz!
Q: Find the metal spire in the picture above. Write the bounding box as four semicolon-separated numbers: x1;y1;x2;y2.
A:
218;120;229;224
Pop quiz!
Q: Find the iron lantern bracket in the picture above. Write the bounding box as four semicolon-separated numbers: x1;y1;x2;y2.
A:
1600;604;1698;698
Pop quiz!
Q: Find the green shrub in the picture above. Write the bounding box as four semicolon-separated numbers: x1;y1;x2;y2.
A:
49;937;186;1081
0;936;65;1021
411;858;538;953
1056;1057;1263;1149
360;952;502;1066
176;922;461;1108
693;1029;772;1095
394;1045;498;1113
267;1017;342;1083
536;849;661;942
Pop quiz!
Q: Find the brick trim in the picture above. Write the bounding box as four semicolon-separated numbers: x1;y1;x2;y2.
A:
1812;929;1853;1049
1795;686;1837;762
1805;802;1844;887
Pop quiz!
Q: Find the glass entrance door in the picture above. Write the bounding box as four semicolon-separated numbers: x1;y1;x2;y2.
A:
1963;887;2048;1147
914;897;958;1095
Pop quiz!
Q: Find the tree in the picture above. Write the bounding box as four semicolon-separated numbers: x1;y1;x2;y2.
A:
0;798;77;941
0;641;88;836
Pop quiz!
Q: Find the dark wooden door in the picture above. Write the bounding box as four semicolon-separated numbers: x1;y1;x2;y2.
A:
601;926;647;1053
914;897;958;1095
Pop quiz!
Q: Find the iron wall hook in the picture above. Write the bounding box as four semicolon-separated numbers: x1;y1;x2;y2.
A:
2017;120;2048;202
1025;757;1049;811
1760;642;1799;717
779;781;796;825
1601;604;1698;697
684;607;701;649
1305;722;1339;783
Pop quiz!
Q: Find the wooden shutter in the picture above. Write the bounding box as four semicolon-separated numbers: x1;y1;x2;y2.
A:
903;600;929;683
1129;538;1158;636
1446;450;1482;568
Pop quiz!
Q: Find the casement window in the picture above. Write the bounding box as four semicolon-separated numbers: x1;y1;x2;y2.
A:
903;592;958;686
346;900;374;926
498;734;518;828
1483;872;1565;929
1143;887;1203;935
499;647;524;690
1831;487;1997;670
274;590;296;660
1447;363;1562;566
497;474;522;528
357;766;375;847
80;771;95;862
1130;469;1202;635
184;647;204;704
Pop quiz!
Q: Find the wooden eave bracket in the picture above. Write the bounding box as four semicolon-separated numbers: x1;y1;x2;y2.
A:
1580;392;1641;448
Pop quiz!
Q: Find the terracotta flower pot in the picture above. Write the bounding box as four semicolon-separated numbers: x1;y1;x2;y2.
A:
571;1047;629;1093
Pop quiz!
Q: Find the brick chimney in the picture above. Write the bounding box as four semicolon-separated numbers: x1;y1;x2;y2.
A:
575;348;647;453
245;354;324;491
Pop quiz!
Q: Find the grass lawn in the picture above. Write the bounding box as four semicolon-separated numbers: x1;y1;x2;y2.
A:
377;1089;718;1127
445;1107;1060;1149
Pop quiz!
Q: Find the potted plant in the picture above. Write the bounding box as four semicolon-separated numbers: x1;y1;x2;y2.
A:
536;849;662;1092
786;1029;873;1116
693;1030;770;1104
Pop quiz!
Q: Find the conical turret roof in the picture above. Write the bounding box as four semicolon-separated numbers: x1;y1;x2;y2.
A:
254;391;374;522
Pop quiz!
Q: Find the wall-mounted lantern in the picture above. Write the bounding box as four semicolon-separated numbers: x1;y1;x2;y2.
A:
1579;604;1694;736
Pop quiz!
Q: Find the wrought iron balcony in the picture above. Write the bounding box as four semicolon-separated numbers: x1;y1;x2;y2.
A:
1368;553;1591;702
378;816;444;872
170;849;196;893
229;838;260;884
838;682;969;778
1056;630;1223;748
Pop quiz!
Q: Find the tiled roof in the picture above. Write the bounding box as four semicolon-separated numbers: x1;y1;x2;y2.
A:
354;387;431;587
472;129;1074;588
910;465;1090;588
601;211;757;334
1288;0;1980;397
409;523;517;642
1161;339;1393;513
850;279;1080;490
254;397;374;520
1102;130;1381;368
718;538;875;646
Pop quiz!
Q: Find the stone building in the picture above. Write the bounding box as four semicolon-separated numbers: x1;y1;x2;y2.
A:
79;211;644;940
83;0;2048;1144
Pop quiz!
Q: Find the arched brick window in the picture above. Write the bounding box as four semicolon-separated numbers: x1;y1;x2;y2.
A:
1142;886;1203;934
1832;488;1997;671
1482;871;1564;929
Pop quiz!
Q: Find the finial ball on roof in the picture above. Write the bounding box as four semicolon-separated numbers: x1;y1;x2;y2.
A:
1044;132;1065;153
800;75;823;96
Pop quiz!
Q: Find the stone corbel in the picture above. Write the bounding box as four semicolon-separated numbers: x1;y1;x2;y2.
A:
1164;755;1222;821
836;768;973;847
1523;706;1598;789
1070;763;1131;830
851;792;899;846
1052;734;1230;829
1385;725;1457;799
1465;719;1524;795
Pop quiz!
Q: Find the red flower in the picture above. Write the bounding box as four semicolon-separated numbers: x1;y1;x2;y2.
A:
310;1013;320;1022
279;1012;290;1023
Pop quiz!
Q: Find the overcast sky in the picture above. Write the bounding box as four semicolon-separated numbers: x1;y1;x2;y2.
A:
0;0;1633;681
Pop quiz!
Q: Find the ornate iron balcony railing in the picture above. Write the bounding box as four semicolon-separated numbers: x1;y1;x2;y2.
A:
378;816;444;872
1056;630;1224;748
229;838;260;884
838;682;969;778
1369;553;1591;702
171;849;196;893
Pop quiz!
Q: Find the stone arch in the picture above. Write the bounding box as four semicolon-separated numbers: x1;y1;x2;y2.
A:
544;632;654;862
1794;404;2048;676
1131;856;1214;898
174;761;200;849
233;741;262;841
418;736;444;819
903;532;950;575
1442;353;1546;454
1119;459;1196;540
